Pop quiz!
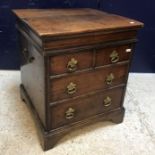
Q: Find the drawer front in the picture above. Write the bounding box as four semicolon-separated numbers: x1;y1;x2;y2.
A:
44;31;137;50
96;44;133;67
49;63;128;102
50;87;125;129
50;50;93;75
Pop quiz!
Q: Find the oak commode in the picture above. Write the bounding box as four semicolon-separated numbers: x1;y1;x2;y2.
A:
13;8;143;150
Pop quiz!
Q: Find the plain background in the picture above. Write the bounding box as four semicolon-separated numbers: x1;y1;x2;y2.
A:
0;0;154;72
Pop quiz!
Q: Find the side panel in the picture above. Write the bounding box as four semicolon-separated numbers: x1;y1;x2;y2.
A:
19;32;46;128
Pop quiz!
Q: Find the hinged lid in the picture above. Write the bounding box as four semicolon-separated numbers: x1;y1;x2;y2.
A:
13;8;143;39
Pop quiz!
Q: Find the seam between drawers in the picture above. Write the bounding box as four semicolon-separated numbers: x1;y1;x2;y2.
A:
50;60;129;79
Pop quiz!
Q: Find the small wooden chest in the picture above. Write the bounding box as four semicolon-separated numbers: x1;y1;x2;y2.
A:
13;9;143;150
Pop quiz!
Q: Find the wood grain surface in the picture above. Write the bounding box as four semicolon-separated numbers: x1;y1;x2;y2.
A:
15;8;143;150
49;63;129;102
50;86;125;129
13;9;143;37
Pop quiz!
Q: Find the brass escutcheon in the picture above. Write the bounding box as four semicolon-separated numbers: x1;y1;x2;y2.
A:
67;82;77;95
110;50;119;63
106;73;115;85
103;96;112;107
65;107;75;119
67;58;78;72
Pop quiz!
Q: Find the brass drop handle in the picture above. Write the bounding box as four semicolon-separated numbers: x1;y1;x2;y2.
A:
67;82;77;95
67;58;78;72
106;73;115;85
110;50;119;63
103;96;112;107
65;107;75;119
22;48;28;59
22;48;35;63
29;56;35;63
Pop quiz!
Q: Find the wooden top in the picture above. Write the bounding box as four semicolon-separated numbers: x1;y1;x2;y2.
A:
13;8;143;38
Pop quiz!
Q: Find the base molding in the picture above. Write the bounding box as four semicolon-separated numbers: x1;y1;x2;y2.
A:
20;84;125;151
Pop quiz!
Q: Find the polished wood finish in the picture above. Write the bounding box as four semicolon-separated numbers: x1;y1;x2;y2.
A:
19;33;46;128
13;9;143;37
20;84;125;150
13;8;143;51
50;86;125;129
50;49;93;75
50;43;133;75
50;64;128;102
96;44;133;67
43;31;137;50
14;8;143;150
